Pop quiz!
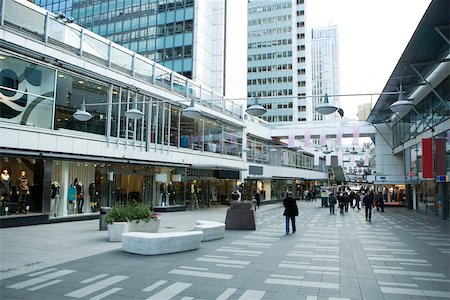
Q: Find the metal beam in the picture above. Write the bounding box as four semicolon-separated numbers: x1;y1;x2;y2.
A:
372;123;394;149
410;64;450;110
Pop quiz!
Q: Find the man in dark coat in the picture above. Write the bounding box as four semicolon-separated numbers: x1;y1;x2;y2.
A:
363;190;374;222
283;191;298;235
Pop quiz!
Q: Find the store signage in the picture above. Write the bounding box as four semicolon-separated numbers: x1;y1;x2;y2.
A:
422;138;433;178
249;165;263;175
436;175;449;182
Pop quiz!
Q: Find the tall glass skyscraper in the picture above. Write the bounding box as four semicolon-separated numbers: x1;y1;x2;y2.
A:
34;0;247;98
311;26;340;121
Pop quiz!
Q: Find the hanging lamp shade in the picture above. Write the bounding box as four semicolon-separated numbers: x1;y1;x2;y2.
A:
73;101;93;121
183;98;201;119
124;104;144;119
389;87;414;114
315;93;338;115
323;146;333;155
246;97;267;117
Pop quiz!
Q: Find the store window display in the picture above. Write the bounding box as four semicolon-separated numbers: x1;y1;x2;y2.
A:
16;170;30;214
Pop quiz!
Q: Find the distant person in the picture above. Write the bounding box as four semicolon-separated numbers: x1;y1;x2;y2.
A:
329;190;336;215
338;192;345;215
254;190;261;210
375;191;384;212
363;191;374;222
283;191;298;235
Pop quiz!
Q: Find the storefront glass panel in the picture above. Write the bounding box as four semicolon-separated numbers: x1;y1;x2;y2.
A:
417;181;440;217
0;157;45;217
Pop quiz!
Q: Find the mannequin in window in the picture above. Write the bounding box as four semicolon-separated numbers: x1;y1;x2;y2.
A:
0;168;12;215
16;170;30;214
160;182;166;206
76;181;84;213
89;181;98;212
167;181;174;205
50;181;60;217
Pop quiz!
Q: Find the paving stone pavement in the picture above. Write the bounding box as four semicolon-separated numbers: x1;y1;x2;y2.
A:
0;201;449;299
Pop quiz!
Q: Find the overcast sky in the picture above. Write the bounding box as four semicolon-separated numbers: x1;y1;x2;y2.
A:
307;0;432;119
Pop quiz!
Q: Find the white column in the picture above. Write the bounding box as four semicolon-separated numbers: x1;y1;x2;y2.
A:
61;161;69;216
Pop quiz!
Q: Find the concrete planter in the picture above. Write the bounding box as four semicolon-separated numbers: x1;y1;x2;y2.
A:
107;222;129;242
128;219;161;233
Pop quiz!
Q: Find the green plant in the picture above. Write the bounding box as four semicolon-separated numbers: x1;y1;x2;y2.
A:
105;201;159;224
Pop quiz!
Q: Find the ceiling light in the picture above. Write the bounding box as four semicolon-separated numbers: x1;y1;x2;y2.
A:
246;97;267;117
73;100;93;121
315;93;338;115
182;98;201;119
389;87;414;114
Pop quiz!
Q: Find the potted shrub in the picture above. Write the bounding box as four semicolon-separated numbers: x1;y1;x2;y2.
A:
105;202;160;242
127;202;160;233
105;204;129;242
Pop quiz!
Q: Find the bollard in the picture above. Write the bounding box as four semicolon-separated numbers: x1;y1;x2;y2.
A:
99;207;111;231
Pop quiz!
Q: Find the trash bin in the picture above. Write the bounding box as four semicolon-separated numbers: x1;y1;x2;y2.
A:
99;207;111;231
320;188;329;207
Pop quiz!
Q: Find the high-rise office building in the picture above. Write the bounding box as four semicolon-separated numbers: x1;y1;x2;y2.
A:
247;0;308;123
35;0;247;98
311;26;340;121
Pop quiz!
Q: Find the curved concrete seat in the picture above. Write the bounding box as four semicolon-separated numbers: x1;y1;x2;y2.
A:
122;231;203;255
194;220;225;241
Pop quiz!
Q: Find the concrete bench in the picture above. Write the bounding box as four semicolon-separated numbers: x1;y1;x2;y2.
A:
122;231;203;255
194;220;225;241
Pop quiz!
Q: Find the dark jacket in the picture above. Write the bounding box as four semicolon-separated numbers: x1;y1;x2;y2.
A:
89;183;97;199
16;176;29;193
51;183;60;199
363;194;374;207
283;195;298;216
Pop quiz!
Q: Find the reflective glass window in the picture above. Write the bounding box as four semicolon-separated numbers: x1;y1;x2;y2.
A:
0;55;55;129
54;71;108;136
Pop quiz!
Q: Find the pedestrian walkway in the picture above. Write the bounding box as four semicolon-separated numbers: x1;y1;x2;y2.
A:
1;201;449;299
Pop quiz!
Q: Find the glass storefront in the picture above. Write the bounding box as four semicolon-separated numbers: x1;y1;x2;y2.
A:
0;155;189;219
0;157;45;216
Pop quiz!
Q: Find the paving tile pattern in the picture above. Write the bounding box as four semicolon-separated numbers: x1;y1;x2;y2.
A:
1;201;449;299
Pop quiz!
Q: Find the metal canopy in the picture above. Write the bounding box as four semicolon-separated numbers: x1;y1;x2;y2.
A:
368;0;450;124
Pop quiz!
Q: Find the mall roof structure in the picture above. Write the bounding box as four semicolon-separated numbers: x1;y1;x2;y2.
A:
368;0;450;124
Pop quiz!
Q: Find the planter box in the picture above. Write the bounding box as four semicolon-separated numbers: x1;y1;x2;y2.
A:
128;219;161;233
107;222;129;242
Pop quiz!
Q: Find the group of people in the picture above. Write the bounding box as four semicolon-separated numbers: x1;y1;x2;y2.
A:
328;187;385;221
302;188;318;201
0;168;31;215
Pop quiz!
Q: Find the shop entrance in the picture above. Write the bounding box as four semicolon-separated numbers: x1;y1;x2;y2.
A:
104;166;154;208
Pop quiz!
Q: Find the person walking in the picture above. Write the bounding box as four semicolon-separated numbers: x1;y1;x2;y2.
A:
254;190;261;210
363;190;374;222
283;191;298;235
338;192;345;215
329;190;336;215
